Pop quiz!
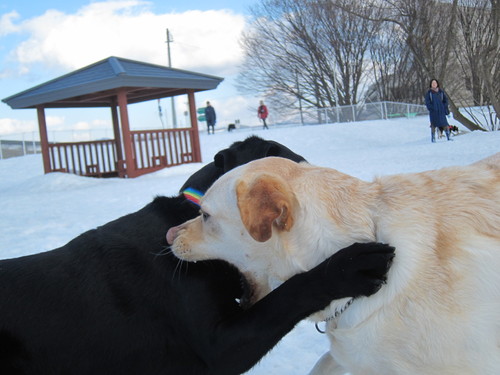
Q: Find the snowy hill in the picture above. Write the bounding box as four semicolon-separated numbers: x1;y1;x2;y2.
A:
1;117;498;374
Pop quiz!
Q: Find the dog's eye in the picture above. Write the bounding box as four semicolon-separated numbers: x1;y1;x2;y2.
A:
201;211;210;221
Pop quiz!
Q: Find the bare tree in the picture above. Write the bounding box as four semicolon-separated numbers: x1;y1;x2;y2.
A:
367;21;426;103
335;0;497;131
238;0;498;130
237;0;381;120
237;0;325;113
453;0;500;130
311;0;383;106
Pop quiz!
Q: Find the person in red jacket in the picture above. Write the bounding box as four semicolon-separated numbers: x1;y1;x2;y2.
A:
257;100;269;129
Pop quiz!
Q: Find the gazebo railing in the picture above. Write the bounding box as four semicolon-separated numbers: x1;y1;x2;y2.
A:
48;139;118;177
130;128;196;176
46;128;197;178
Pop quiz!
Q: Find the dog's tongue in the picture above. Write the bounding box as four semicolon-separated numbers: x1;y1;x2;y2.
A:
166;226;178;245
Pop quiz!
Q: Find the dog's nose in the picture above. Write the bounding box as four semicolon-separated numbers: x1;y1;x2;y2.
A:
166;225;181;245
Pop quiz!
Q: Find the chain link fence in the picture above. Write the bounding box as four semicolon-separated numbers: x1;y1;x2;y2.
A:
0;136;42;160
0;129;113;160
273;101;427;127
0;102;427;160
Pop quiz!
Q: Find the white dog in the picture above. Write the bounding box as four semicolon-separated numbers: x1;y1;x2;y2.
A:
169;153;500;375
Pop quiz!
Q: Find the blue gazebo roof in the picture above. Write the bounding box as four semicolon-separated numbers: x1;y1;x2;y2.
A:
2;56;224;109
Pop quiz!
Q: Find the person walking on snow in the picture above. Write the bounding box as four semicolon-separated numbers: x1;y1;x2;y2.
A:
425;79;452;143
204;101;216;135
258;100;269;129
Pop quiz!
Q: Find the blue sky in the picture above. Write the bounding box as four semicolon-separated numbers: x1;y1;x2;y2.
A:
0;0;262;137
0;0;256;17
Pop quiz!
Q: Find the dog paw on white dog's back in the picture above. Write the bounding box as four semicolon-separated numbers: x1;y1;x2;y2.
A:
314;242;395;299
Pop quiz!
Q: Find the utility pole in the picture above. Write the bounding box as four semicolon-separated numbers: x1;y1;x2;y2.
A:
166;28;177;128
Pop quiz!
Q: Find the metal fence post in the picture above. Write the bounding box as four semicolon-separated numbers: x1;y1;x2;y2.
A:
22;132;26;156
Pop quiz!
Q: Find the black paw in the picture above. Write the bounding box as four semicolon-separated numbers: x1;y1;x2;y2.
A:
320;242;395;299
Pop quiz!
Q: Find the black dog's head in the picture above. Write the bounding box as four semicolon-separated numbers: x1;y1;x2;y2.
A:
179;136;306;194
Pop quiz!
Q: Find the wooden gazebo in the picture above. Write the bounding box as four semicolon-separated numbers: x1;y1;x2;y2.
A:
2;56;223;178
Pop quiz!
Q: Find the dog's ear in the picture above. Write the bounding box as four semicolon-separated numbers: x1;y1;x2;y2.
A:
265;141;307;163
236;175;296;242
264;143;281;157
214;150;228;169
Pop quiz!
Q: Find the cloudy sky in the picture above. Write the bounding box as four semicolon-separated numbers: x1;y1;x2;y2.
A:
0;0;262;137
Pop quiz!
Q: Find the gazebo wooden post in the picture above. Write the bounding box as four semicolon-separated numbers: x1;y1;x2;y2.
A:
110;98;125;177
117;89;136;178
36;106;52;174
187;90;202;162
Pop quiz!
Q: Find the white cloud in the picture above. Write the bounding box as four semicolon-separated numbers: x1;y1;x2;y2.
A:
0;11;20;36
46;116;111;132
7;0;247;75
218;94;258;123
0;1;260;138
46;115;65;128
0;118;36;136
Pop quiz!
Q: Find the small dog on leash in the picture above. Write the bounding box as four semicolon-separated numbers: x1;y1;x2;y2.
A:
437;125;459;138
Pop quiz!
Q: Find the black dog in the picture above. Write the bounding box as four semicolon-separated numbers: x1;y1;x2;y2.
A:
0;136;394;375
180;135;306;194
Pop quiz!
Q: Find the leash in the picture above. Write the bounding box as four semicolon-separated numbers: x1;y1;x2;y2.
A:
315;298;354;334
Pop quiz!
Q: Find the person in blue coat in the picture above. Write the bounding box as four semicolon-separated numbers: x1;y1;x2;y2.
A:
204;101;216;135
425;79;451;142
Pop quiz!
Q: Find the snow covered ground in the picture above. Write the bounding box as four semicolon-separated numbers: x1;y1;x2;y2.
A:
1;116;498;374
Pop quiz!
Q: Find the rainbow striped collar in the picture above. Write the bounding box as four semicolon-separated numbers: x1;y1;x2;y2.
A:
183;187;204;206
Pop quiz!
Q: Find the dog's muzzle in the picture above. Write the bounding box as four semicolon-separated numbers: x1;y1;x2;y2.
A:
167;224;183;245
